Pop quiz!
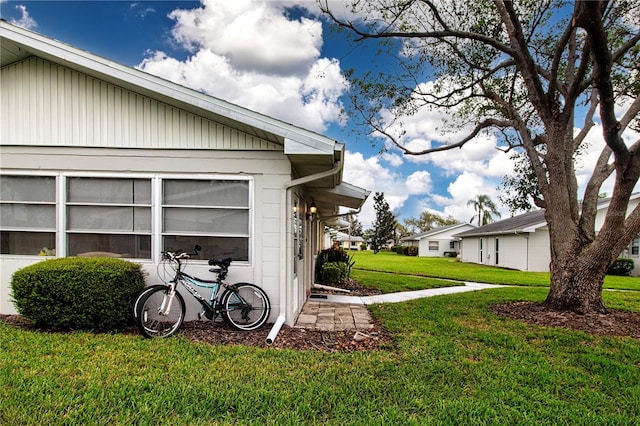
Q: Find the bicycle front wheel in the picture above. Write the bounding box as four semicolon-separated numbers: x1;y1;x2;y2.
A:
221;283;270;331
136;286;185;338
133;285;167;320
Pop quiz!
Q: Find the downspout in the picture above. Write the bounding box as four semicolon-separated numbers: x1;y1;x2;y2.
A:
265;160;342;345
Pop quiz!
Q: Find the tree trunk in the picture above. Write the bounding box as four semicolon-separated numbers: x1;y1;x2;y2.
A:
545;257;608;314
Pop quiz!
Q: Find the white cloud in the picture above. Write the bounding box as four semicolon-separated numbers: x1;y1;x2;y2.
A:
9;5;37;30
167;0;322;75
130;3;156;19
342;151;435;228
380;152;403;167
137;0;347;132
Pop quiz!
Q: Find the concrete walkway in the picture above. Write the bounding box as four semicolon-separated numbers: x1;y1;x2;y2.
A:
294;282;504;331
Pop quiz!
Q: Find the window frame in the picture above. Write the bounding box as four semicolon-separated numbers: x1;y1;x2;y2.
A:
159;174;253;264
0;172;254;264
0;172;58;255
65;175;153;259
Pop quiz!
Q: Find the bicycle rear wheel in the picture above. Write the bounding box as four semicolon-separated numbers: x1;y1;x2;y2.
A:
136;286;185;338
221;283;270;331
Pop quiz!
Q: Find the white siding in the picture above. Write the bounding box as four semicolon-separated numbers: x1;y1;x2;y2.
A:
527;229;551;272
460;238;480;264
495;235;528;270
0;146;291;321
418;238;452;257
416;224;474;257
1;57;279;151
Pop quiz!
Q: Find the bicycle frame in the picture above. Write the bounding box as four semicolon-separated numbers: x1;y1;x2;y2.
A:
172;270;225;317
159;251;235;320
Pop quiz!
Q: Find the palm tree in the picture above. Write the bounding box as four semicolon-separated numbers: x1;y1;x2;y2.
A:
467;194;501;226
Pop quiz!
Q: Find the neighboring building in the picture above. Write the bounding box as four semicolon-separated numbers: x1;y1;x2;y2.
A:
0;21;370;331
401;223;475;257
454;195;640;276
333;231;367;251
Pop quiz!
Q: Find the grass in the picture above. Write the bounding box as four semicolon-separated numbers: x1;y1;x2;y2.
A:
2;253;639;424
2;287;639;425
350;269;460;293
350;250;640;291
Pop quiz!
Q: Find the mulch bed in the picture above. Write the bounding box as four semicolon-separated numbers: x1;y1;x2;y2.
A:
3;282;637;352
491;301;640;339
0;313;392;352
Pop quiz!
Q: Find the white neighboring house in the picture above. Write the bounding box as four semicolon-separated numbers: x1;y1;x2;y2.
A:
333;231;367;251
401;223;476;257
454;194;640;276
0;22;370;333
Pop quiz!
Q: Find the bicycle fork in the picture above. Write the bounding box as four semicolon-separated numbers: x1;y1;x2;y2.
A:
158;285;177;315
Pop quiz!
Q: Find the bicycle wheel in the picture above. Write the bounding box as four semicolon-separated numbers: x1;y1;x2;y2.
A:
132;285;167;320
136;286;185;338
221;283;270;331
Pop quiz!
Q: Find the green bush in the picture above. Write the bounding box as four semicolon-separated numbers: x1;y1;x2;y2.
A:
11;257;146;332
607;258;635;276
315;247;354;283
406;246;418;256
320;262;349;284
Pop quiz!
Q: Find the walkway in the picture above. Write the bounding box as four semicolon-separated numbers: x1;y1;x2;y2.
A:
294;282;504;331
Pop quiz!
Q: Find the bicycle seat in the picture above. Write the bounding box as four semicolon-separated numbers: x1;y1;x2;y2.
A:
208;257;232;269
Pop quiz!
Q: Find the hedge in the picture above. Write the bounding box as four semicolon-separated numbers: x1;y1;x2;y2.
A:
11;257;146;332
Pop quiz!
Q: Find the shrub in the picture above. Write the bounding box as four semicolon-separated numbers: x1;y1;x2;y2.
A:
320;262;349;284
315;247;354;283
11;257;146;332
406;246;418;256
607;258;635;276
444;251;458;258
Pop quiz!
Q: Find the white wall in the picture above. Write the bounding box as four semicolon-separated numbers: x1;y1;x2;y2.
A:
418;238;455;257
1;57;279;151
0;146;291;322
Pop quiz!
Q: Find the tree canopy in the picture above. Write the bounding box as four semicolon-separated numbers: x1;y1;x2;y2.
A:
404;211;459;234
320;0;640;313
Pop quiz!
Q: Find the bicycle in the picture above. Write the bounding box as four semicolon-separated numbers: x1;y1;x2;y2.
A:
134;245;270;338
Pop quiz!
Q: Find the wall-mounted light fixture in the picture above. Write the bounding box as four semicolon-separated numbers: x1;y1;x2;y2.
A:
306;203;317;220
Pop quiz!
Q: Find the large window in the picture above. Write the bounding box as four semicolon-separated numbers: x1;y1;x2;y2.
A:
0;175;56;255
428;241;439;251
162;179;250;261
1;174;252;261
67;177;152;258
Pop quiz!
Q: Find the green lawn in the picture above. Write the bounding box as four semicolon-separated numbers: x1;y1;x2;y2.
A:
350;250;640;291
2;252;639;424
2;287;638;425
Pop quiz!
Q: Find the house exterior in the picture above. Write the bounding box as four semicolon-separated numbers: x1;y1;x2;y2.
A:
333;231;367;251
455;195;640;276
401;223;475;257
0;21;370;333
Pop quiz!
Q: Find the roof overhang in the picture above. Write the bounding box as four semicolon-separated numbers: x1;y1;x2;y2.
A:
1;21;370;216
309;181;371;217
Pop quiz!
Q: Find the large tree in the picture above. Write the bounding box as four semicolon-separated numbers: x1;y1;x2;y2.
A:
320;0;640;313
371;192;397;253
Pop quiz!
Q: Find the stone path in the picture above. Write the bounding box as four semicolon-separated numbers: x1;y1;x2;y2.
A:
294;301;375;332
294;282;505;331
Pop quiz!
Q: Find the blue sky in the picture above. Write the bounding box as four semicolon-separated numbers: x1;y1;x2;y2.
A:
2;1;631;229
